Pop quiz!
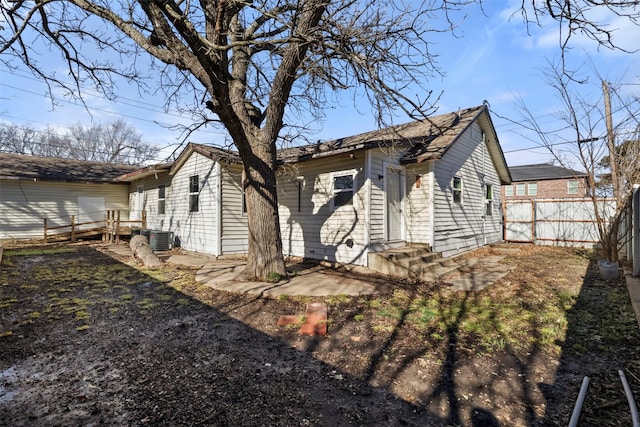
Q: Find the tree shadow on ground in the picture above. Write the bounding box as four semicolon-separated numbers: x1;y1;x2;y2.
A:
541;257;640;426
0;246;447;426
290;246;633;426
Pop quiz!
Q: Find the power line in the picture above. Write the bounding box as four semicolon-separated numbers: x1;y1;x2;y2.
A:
0;70;227;139
0;122;181;162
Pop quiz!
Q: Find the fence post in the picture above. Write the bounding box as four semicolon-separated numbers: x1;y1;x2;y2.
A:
102;211;107;242
530;200;535;243
633;186;640;277
44;218;48;243
142;210;147;229
116;210;121;243
71;215;76;242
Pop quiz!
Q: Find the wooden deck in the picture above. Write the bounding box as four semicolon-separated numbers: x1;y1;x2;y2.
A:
43;210;146;243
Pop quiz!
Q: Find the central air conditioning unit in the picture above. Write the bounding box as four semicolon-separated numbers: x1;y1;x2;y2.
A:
133;229;152;240
149;230;173;251
131;228;149;237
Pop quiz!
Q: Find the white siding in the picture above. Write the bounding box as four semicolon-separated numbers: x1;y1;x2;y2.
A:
432;123;503;256
220;164;248;254
405;162;433;245
128;159;246;256
126;174;172;231
368;150;403;244
0;180;129;240
277;154;367;265
164;153;220;255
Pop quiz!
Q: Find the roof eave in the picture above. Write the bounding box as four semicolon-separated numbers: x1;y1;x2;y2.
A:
116;164;172;182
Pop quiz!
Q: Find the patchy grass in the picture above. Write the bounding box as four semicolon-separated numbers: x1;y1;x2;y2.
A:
4;248;77;256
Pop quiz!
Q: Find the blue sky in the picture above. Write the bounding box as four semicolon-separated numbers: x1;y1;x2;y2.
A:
1;1;639;167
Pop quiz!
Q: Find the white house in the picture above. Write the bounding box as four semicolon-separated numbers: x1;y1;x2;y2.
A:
122;104;511;266
0;153;137;240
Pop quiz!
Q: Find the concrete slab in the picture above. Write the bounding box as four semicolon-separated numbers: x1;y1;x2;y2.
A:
447;271;512;292
97;243;516;297
166;253;214;268
195;259;385;296
445;256;512;292
98;244;216;270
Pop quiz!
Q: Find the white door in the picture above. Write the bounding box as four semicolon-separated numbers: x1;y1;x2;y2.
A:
78;196;105;230
386;167;403;241
134;185;145;221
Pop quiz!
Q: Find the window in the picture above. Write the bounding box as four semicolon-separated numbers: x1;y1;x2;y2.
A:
296;177;304;213
452;176;462;203
332;172;355;209
189;175;199;212
504;185;514;196
528;182;537;196
485;184;494;216
567;180;579;195
157;185;166;215
241;186;247;215
516;183;526;196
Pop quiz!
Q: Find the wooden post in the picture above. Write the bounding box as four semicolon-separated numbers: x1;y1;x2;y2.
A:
102;211;108;242
71;215;76;242
142;210;147;229
116;210;121;243
44;218;48;243
107;210;113;243
530;200;535;243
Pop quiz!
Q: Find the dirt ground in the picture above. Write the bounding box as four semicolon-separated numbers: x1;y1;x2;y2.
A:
1;243;640;426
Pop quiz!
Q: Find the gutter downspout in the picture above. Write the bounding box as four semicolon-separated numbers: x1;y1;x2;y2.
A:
215;162;222;257
364;150;372;266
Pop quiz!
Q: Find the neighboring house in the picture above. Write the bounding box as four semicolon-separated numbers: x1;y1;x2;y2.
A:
0;153;138;240
123;104;511;266
502;163;588;200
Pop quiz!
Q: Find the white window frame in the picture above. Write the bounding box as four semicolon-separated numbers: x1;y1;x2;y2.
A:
567;180;579;195
330;170;357;211
157;185;166;215
452;176;463;203
296;176;304;213
528;182;537;196
485;184;493;216
189;175;199;213
516;183;526;196
504;185;514;197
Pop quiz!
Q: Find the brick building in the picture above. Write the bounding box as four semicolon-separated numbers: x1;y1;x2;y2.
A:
502;163;588;200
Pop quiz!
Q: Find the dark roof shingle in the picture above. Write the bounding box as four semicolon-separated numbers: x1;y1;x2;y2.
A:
509;163;587;182
277;105;485;164
0;153;139;183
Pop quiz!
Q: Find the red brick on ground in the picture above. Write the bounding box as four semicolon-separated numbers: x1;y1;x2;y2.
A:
299;302;328;336
277;315;301;326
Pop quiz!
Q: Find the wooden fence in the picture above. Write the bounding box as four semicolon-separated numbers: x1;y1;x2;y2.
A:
43;210;147;243
503;198;616;247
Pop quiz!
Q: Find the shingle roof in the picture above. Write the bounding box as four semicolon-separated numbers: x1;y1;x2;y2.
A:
509;163;587;182
277;105;486;164
0;152;139;183
169;143;242;176
144;104;510;184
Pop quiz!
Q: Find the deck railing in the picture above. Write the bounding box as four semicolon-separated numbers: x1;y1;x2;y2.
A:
43;210;147;243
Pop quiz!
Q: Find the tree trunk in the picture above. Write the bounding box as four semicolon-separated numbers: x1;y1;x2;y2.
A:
130;235;163;269
242;137;287;280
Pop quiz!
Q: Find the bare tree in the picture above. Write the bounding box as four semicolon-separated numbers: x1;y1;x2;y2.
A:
0;0;463;279
517;0;640;53
0;124;40;155
66;120;156;164
2;1;638;278
0;120;155;164
515;61;640;262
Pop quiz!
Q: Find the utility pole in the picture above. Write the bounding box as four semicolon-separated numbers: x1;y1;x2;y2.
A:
602;80;620;204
